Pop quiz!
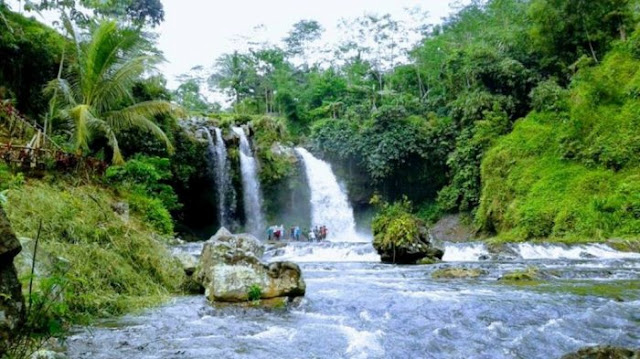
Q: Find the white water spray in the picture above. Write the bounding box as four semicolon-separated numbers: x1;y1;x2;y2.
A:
295;147;364;242
232;126;265;236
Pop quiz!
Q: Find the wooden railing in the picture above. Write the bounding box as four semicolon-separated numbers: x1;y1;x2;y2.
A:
0;142;107;174
0;101;108;174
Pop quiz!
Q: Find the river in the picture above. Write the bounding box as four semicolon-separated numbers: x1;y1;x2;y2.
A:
66;241;640;358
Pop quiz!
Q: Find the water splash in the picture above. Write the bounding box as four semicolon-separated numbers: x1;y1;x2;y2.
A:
232;126;265;236
295;148;364;242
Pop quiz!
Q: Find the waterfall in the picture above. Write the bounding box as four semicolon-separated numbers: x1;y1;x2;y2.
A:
295;147;363;242
232;126;265;236
213;128;232;227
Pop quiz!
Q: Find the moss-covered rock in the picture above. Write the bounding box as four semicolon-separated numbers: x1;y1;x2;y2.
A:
372;197;444;264
432;267;488;279
499;267;541;282
560;346;640;359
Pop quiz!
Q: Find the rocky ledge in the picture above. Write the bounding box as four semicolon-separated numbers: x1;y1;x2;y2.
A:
194;228;306;303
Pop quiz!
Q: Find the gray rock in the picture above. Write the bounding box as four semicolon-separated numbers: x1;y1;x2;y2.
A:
429;214;476;243
195;228;305;302
0;206;23;354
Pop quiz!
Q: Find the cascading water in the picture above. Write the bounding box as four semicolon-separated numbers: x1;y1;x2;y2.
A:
295;147;363;242
232;126;265;236
204;127;232;227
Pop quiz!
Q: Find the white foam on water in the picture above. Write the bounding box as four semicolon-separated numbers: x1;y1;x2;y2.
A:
487;321;504;331
515;243;640;260
267;243;380;263
292;311;347;322
537;318;562;332
440;242;640;262
359;310;373;322
338;325;385;359
241;326;297;341
399;290;462;301
442;242;490;262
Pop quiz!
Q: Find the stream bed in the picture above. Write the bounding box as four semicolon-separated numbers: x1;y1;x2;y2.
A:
66;242;640;359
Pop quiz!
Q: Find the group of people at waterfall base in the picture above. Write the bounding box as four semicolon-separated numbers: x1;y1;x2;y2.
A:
267;225;328;241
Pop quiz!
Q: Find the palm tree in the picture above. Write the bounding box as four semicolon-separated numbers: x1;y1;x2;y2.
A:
47;20;180;164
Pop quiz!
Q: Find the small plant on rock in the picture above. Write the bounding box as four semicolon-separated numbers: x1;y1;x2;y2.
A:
248;284;262;301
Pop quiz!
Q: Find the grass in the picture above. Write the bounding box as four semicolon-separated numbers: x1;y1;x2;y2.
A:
6;179;184;322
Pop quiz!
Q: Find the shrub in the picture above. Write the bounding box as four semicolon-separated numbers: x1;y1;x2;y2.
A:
371;195;420;252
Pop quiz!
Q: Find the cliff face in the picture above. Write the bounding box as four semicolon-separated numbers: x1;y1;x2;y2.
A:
0;206;24;354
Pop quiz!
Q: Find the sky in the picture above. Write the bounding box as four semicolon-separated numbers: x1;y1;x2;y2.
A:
156;0;466;90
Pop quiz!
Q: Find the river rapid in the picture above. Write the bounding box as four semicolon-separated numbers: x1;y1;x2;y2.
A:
66;241;640;359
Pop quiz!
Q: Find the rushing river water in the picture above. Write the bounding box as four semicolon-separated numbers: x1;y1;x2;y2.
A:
67;241;640;359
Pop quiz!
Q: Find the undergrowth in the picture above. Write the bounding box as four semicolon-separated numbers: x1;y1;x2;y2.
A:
6;180;184;321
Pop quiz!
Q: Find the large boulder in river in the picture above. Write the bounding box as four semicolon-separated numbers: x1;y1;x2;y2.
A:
195;228;305;302
373;213;444;264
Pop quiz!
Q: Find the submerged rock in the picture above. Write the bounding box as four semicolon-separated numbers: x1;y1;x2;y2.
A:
560;346;640;359
195;228;305;303
432;267;488;279
173;252;202;294
499;267;543;282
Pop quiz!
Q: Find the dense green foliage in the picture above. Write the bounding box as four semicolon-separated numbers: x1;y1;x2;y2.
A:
1;2;640;347
478;38;640;241
203;0;640;242
0;6;66;118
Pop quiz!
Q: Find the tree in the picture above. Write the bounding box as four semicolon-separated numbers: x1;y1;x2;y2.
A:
209;51;257;107
47;20;179;164
283;19;324;65
529;0;635;77
25;0;165;27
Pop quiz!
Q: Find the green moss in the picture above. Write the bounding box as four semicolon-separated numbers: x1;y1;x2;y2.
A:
417;257;440;265
499;267;541;282
5;181;184;321
533;280;640;302
432;267;487;279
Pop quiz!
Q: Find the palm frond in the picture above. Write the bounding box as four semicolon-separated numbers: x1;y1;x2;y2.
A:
83;22;146;104
105;100;179;154
44;78;78;107
67;104;95;151
92;55;155;113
